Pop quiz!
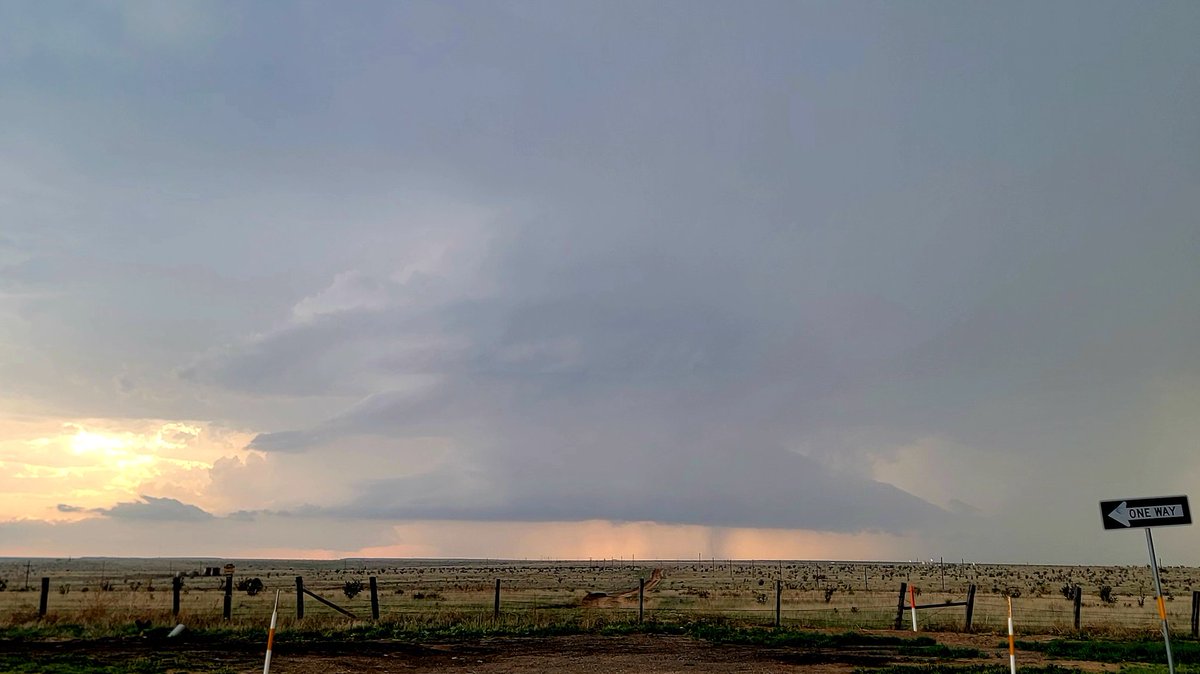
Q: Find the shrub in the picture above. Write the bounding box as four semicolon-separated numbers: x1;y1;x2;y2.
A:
343;580;364;599
1099;586;1116;603
237;578;264;596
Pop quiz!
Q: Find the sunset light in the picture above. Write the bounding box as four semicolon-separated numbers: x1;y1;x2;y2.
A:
0;418;256;521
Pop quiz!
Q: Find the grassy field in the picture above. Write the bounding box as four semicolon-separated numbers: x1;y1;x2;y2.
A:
1;557;1196;637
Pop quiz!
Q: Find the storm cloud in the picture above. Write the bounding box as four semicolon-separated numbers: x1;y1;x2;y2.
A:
2;1;1199;561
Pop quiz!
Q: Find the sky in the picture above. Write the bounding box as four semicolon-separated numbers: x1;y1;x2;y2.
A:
1;1;1198;564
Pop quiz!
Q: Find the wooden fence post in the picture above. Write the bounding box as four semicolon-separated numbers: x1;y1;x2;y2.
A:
964;584;976;631
223;574;233;620
638;577;645;623
38;577;49;617
494;579;501;619
774;579;782;628
172;575;181;617
894;583;908;630
369;576;379;621
295;576;305;620
1190;590;1198;638
1080;582;1089;628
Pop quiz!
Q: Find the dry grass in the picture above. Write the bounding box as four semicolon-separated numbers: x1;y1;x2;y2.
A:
1;558;1195;637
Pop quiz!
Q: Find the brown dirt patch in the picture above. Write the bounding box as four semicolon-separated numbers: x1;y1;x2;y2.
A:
582;568;665;608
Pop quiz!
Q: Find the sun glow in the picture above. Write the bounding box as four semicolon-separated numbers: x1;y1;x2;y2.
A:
70;428;132;456
0;417;257;521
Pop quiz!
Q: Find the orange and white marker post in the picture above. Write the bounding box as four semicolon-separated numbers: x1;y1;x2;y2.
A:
263;589;280;674
909;584;918;632
1007;596;1016;674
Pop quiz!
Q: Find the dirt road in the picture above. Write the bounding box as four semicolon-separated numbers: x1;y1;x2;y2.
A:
582;567;665;607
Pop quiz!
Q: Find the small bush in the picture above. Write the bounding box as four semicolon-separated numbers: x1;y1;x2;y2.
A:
237;578;264;596
343;580;364;599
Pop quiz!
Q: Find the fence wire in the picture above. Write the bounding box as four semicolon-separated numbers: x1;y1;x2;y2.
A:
6;561;1199;637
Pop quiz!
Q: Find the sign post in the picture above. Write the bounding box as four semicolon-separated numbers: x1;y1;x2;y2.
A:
1101;495;1191;674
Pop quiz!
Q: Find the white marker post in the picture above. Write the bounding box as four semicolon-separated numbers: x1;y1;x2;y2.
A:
263;590;280;674
909;584;918;632
1007;596;1016;674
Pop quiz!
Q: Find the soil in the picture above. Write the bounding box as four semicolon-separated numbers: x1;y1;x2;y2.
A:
0;631;1122;673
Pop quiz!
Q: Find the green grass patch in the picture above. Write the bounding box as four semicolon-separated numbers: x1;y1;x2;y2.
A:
1014;639;1200;664
0;615;982;660
685;622;980;656
849;662;1084;666
1118;665;1200;674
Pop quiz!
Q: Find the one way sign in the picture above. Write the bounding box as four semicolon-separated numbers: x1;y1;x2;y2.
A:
1101;495;1192;530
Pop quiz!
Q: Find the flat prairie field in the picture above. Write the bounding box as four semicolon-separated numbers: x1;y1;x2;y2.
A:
1;557;1195;635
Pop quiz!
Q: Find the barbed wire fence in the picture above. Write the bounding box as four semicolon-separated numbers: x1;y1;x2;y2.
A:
8;569;1200;637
